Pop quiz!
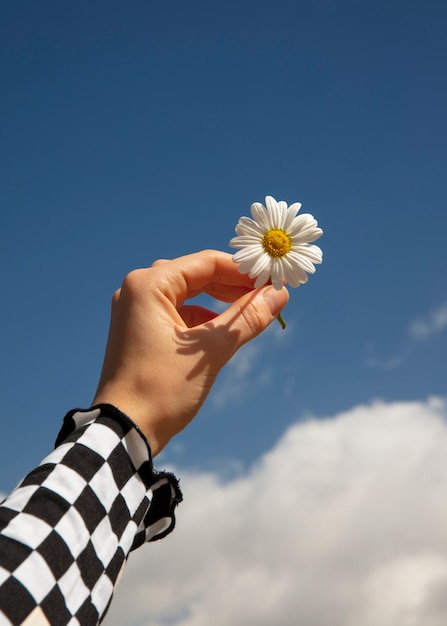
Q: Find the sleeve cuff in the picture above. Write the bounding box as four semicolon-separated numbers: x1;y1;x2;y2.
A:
55;404;183;544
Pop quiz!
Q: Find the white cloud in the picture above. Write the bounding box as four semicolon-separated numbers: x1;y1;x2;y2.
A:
409;302;447;341
364;343;406;370
105;397;447;626
366;300;447;369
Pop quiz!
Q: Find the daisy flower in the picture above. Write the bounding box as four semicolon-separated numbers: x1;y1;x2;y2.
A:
230;195;323;291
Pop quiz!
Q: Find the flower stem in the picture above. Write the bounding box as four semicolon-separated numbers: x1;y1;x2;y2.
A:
276;312;286;330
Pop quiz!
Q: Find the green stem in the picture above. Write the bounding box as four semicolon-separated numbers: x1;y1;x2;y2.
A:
276;312;286;330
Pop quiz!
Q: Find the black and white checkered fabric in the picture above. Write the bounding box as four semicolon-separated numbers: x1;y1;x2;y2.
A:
0;405;182;625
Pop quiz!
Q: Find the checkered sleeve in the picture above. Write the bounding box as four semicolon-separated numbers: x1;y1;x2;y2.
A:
0;404;182;625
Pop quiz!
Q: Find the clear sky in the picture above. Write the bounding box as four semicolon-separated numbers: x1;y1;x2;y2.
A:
1;1;446;624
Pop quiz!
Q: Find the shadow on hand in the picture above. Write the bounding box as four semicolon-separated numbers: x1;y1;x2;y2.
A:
174;291;257;382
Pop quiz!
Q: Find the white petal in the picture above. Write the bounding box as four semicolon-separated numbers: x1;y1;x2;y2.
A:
237;262;255;276
288;213;317;234
250;202;270;230
230;235;262;248
252;257;272;287
270;258;286;290
288;201;302;215
265;196;283;229
290;215;323;243
249;252;271;278
288;250;316;274
232;245;262;262
277;200;289;225
233;258;261;276
235;216;265;238
254;268;271;288
293;226;323;244
290;271;309;287
295;243;323;264
236;261;254;275
283;202;302;230
282;256;308;287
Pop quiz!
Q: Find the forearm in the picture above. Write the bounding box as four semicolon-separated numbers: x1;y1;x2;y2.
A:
0;405;182;625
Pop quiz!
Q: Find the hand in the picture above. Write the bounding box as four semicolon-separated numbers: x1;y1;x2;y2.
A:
92;250;289;456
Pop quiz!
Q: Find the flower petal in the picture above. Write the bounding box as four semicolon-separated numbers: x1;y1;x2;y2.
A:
248;252;271;277
288;250;317;274
283;202;302;230
270;258;286;290
235;216;265;238
232;245;262;263
252;256;272;287
287;202;302;215
230;235;263;248
288;213;317;234
293;226;323;244
295;243;323;264
265;196;283;229
290;214;323;243
254;268;271;288
282;255;309;287
250;202;270;230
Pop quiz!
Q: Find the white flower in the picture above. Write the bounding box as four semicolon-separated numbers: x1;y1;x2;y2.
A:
230;195;323;290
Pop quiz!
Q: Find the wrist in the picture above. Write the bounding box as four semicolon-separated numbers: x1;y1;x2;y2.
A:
91;390;170;457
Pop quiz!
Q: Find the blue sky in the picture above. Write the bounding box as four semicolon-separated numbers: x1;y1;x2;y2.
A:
1;1;446;622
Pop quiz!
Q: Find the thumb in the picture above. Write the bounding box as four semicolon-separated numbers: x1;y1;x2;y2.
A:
214;285;289;353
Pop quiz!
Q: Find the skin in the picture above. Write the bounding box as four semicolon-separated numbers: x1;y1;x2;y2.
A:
92;249;289;456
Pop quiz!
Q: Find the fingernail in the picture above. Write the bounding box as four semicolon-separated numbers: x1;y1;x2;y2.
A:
263;286;288;317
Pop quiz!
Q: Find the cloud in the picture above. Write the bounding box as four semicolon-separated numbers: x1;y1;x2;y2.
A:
366;300;447;369
364;343;406;370
105;397;447;626
408;302;447;341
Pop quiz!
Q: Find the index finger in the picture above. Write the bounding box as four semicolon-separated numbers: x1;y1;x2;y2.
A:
151;249;257;305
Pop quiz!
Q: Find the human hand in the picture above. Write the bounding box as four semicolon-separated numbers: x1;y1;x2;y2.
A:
92;250;288;456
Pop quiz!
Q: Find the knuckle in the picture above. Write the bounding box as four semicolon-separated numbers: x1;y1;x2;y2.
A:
120;268;146;296
111;288;121;307
151;258;170;267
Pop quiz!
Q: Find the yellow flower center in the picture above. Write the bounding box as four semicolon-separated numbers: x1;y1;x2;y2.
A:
262;228;292;258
